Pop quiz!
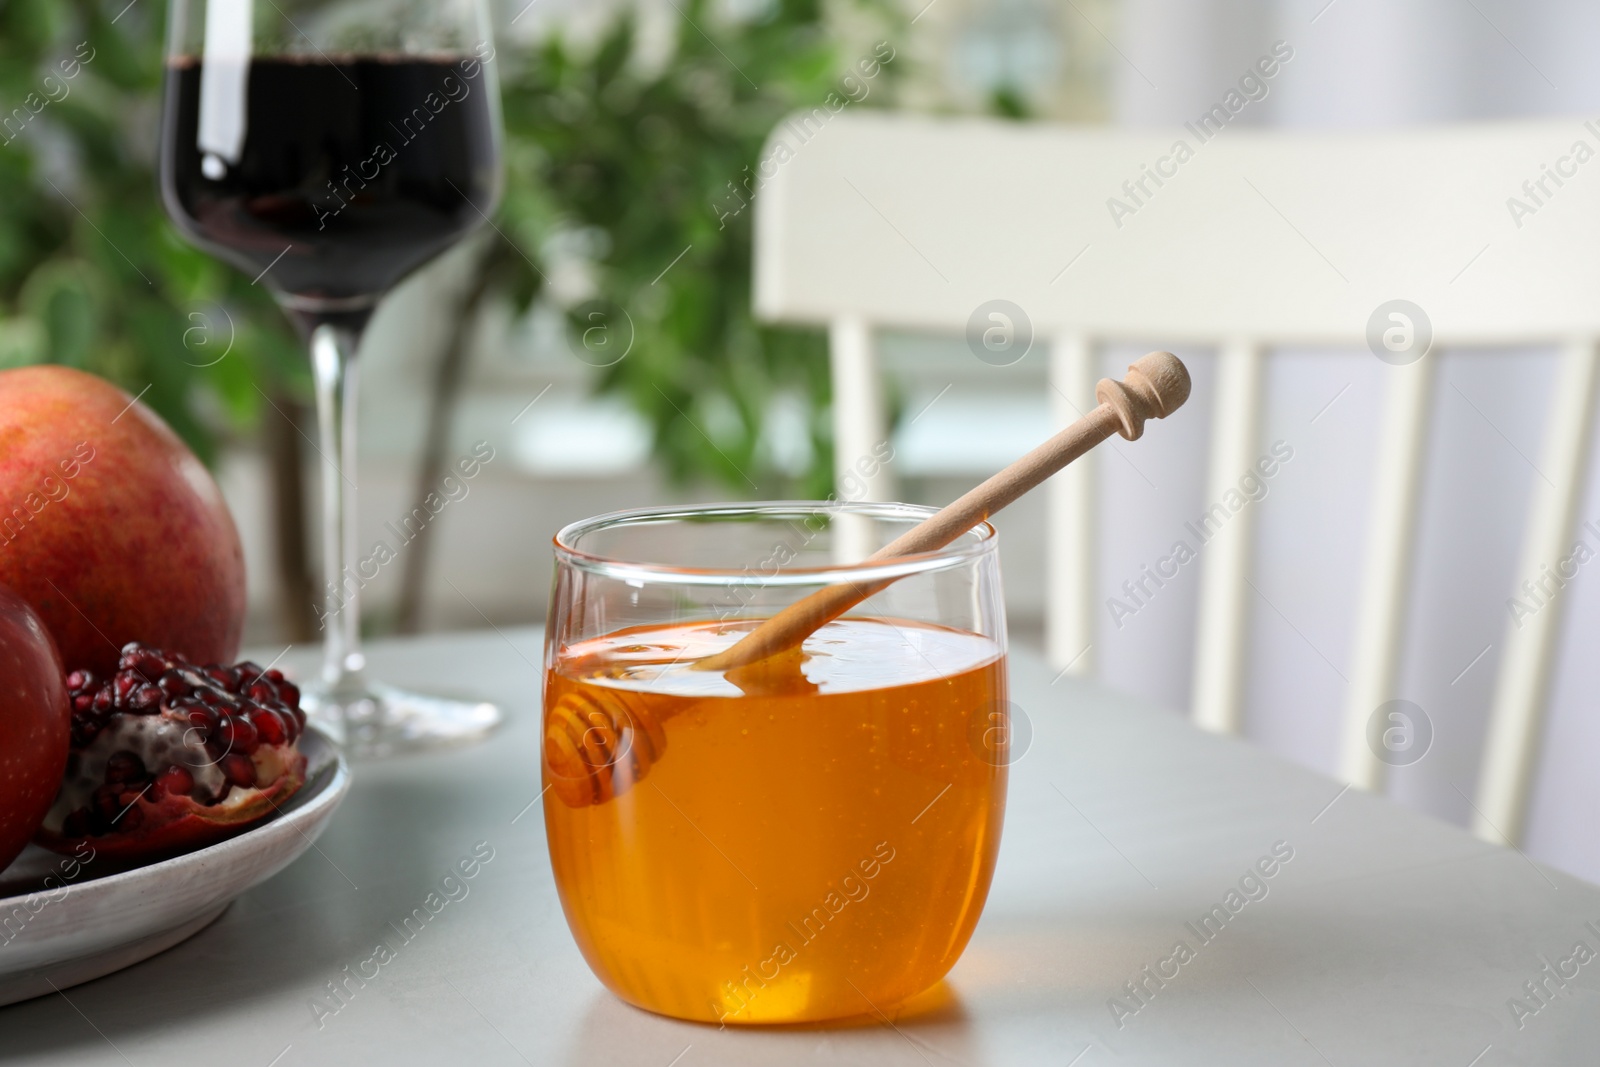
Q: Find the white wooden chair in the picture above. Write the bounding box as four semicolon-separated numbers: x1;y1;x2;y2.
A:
751;111;1600;847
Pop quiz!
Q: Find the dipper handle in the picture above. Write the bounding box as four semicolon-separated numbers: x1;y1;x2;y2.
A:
697;351;1191;673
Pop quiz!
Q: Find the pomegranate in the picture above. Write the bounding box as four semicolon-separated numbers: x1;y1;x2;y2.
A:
0;585;70;873
0;366;246;678
35;642;308;862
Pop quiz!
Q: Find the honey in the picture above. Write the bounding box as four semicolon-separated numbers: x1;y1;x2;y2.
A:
542;617;1008;1024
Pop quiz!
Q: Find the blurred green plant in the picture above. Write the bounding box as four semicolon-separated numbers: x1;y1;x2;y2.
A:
399;0;903;628
479;0;904;498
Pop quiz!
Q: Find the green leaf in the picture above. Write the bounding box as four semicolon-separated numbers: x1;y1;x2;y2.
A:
19;260;97;365
0;314;46;368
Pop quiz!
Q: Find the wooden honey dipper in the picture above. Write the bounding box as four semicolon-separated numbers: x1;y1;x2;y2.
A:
544;351;1192;807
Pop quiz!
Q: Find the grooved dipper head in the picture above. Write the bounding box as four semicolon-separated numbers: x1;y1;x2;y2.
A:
1096;351;1191;440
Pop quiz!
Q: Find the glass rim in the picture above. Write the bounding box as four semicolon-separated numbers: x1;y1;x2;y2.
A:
552;500;998;587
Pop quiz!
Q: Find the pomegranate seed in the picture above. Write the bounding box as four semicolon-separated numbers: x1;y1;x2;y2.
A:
120;646;169;679
220;753;256;788
73;693;93;713
265;669;284;683
113;670;141;702
67;670;93;691
156;765;194;798
205;666;234;689
157;670;188;697
130;684;163;712
264;703;296;742
182;701;214;722
198;688;226;706
104;751;147;784
92;688;113;712
186;705;220;739
277;680;301;707
245;681;276;703
218;715;259;755
236;661;265;682
249;707;287;746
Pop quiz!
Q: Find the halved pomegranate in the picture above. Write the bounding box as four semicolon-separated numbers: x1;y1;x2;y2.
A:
34;642;308;862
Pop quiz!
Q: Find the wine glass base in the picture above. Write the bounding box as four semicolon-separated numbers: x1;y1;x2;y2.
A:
302;680;502;759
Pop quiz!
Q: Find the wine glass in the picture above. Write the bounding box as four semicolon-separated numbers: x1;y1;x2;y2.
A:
159;0;504;756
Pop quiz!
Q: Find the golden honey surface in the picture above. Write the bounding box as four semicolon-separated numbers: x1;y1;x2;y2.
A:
542;618;1008;1024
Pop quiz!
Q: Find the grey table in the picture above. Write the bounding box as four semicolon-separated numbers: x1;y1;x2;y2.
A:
3;628;1595;1065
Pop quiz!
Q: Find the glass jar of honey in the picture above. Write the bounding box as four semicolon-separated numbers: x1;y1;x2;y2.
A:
543;502;1009;1024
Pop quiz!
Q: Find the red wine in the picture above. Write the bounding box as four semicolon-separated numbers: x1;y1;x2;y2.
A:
161;55;500;305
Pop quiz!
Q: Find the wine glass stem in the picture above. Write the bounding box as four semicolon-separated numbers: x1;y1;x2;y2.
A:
310;320;367;698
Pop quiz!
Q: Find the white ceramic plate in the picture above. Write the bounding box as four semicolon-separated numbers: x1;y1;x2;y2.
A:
0;731;349;1006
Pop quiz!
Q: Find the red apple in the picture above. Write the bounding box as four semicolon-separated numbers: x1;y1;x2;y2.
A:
0;584;70;872
0;367;246;677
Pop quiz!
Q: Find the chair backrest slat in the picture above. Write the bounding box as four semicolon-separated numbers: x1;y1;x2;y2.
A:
1476;339;1600;842
829;317;894;507
1191;339;1263;735
1339;358;1435;791
1046;333;1097;675
754;114;1600;340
